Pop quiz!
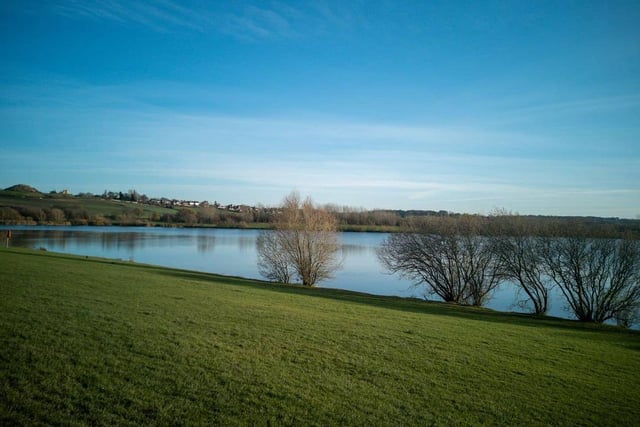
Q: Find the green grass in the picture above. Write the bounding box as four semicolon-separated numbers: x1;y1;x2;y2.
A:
0;191;176;219
0;190;270;228
1;248;639;426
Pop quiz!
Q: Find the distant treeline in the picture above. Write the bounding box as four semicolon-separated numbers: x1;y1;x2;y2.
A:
1;187;638;238
0;205;261;227
2;204;638;239
325;205;640;239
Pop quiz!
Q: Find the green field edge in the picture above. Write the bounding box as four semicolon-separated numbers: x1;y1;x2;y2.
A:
2;246;634;335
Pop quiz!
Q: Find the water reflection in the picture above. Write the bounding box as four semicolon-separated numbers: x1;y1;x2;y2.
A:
340;243;375;256
197;235;216;253
9;227;223;254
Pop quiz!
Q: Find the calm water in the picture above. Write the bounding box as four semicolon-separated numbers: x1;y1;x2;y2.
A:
2;225;570;319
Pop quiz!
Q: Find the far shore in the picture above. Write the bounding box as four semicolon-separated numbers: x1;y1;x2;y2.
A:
0;222;401;233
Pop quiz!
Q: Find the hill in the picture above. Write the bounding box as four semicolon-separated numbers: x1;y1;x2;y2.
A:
0;189;177;226
3;184;42;194
1;248;638;425
0;184;262;227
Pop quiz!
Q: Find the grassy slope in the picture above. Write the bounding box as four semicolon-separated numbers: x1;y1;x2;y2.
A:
1;249;639;426
0;191;268;229
0;190;176;219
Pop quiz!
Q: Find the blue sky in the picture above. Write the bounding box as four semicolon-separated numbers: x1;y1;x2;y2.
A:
1;1;639;217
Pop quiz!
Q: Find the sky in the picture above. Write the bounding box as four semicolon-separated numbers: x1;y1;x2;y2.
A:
1;1;639;218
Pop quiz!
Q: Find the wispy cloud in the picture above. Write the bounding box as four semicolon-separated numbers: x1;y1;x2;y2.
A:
0;77;543;152
220;5;296;40
499;93;640;124
45;0;359;40
51;0;210;33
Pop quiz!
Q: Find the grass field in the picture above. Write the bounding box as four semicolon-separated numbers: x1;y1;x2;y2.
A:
0;191;176;220
0;189;271;229
1;248;639;425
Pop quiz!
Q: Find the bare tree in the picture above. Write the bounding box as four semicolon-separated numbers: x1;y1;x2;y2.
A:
490;214;551;315
257;231;292;284
378;231;469;303
378;216;501;306
540;236;640;324
257;192;342;286
462;233;502;307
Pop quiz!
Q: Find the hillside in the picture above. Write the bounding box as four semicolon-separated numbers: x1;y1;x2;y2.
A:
0;184;266;227
3;184;41;194
0;189;177;226
1;248;638;425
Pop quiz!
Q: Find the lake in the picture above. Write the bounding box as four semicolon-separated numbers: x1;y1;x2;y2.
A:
1;225;570;319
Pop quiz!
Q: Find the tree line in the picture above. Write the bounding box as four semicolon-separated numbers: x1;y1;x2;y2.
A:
377;214;640;327
256;197;640;328
2;203;638;240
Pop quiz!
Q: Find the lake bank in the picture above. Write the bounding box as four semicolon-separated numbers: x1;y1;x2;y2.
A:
1;225;575;320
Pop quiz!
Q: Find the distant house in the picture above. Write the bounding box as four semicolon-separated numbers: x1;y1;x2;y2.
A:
102;191;252;213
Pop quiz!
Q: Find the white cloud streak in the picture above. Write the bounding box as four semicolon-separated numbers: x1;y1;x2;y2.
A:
45;0;358;40
52;0;208;32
